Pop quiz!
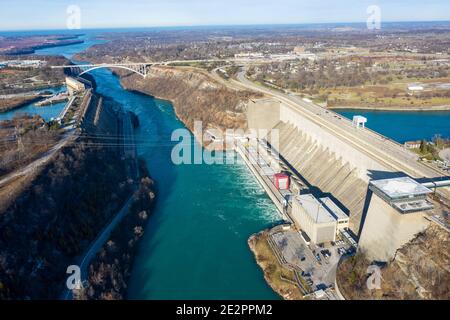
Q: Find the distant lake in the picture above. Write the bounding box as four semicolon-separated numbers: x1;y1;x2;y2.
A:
336;109;450;144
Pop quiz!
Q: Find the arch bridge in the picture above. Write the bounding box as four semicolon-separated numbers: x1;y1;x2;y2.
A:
52;63;153;78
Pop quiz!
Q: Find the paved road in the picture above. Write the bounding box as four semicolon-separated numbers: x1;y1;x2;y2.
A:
62;108;140;300
230;69;447;181
0;90;93;188
62;194;136;300
0;130;77;188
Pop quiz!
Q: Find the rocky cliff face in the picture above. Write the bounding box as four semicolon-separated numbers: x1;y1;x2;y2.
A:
120;66;259;133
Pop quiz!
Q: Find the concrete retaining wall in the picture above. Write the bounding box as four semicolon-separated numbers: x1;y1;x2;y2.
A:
247;99;281;136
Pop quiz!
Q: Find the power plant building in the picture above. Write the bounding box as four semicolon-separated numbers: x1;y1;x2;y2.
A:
358;177;433;261
66;77;86;95
291;194;348;244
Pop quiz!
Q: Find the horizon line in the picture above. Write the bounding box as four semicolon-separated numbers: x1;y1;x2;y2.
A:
1;19;450;33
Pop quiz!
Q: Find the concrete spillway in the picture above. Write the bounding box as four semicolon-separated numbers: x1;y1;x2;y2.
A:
246;98;436;237
245;93;449;261
267;121;368;233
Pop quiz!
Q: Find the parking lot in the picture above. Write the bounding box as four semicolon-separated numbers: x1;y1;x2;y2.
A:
271;229;353;291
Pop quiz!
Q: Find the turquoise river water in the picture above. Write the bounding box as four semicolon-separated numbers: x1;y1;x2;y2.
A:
1;30;449;299
22;32;281;299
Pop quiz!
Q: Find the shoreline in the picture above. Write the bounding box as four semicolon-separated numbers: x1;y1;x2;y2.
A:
4;39;85;55
329;105;450;112
121;79;225;151
75;104;156;299
256;82;450;112
248;230;304;300
0;96;43;113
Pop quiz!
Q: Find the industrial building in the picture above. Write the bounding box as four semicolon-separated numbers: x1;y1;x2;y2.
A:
273;173;290;190
369;176;434;213
352;115;367;129
66;77;86;95
359;177;433;261
320;197;350;231
0;59;46;68
291;194;349;244
404;140;422;149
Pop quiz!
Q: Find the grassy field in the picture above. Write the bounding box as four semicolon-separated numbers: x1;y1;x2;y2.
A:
316;77;450;110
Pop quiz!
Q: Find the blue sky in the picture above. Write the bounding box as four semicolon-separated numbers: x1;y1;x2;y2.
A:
1;0;450;30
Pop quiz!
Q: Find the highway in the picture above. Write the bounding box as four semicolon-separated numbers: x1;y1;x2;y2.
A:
226;68;448;181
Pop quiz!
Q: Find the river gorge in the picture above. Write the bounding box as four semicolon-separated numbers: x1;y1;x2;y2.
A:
3;31;449;300
31;33;281;299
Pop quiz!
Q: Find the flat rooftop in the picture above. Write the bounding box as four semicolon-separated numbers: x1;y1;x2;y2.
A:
370;176;432;200
392;199;434;213
294;194;336;224
320;197;349;221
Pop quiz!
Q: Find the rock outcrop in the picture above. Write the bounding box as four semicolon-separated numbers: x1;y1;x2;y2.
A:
120;66;260;133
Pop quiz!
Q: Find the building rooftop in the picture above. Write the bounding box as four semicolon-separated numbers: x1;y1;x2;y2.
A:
352;115;367;122
261;166;275;176
392;199;434;213
294;194;336;224
319;197;348;221
370;176;432;200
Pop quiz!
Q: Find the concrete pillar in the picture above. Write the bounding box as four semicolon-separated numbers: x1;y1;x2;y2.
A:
358;193;430;262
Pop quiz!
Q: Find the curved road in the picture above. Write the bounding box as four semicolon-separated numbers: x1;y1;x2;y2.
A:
0;131;77;188
62;194;135;300
224;68;448;181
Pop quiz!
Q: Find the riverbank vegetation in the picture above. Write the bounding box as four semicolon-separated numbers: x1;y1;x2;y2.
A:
0;55;68;95
0;115;60;177
412;136;450;161
0;35;83;55
0;95;42;113
0;96;134;299
76;159;155;300
336;225;450;300
248;230;304;300
120;66;261;133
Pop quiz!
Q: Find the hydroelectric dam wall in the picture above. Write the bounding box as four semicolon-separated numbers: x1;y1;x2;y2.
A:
248;98;397;236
